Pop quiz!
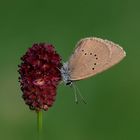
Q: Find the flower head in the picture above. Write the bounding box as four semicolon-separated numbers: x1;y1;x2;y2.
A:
18;43;62;111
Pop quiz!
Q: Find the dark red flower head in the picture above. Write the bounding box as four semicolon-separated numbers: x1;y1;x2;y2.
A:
18;43;62;111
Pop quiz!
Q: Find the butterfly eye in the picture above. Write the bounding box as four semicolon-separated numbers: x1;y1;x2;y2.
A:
94;54;97;56
84;53;87;55
92;68;95;70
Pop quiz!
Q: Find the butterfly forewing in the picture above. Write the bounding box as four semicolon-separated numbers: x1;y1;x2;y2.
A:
104;39;126;67
68;38;112;81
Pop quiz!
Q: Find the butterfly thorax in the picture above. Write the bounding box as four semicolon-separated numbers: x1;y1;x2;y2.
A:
60;62;72;86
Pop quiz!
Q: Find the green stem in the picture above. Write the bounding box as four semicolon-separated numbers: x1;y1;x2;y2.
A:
37;111;42;135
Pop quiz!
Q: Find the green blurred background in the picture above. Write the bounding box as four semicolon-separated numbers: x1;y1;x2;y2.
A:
0;0;140;140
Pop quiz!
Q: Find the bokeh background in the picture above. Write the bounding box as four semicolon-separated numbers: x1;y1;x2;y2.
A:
0;0;140;140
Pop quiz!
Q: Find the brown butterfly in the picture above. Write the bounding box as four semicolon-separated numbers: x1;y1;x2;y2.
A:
60;37;126;103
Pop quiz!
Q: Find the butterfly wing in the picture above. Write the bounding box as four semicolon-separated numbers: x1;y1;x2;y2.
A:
68;37;126;81
104;39;126;67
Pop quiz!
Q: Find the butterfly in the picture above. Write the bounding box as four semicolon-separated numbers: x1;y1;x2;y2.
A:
60;37;126;103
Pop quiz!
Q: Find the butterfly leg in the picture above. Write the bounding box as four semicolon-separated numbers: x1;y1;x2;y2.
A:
71;83;78;104
73;83;87;104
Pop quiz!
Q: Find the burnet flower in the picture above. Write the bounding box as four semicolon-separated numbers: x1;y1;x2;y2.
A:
18;43;62;111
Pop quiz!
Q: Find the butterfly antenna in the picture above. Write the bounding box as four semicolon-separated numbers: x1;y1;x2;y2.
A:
72;83;87;104
71;84;78;104
56;67;61;71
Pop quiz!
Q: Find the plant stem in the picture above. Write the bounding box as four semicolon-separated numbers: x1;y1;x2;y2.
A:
37;111;42;135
